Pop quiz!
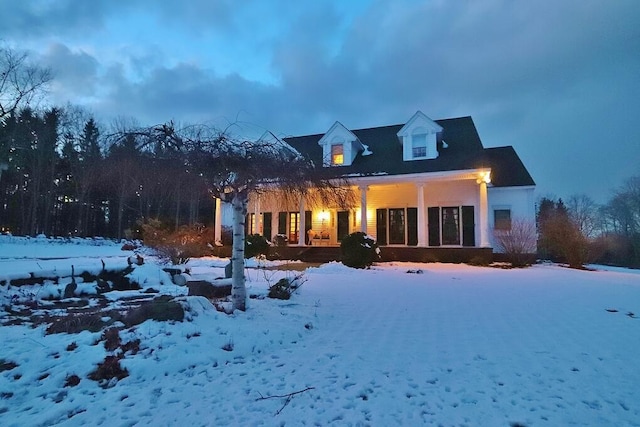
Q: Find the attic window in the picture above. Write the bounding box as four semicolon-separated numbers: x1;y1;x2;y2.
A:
331;144;344;165
412;133;427;158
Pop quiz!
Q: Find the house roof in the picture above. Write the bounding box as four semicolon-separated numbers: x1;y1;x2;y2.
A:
283;116;535;187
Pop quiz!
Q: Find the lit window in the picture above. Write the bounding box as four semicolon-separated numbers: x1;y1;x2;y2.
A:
412;133;427;158
331;144;344;165
494;209;512;230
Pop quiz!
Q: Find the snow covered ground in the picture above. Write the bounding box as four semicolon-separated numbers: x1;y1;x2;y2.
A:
1;236;639;426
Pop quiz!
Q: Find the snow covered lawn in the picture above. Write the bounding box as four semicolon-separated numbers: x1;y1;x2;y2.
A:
1;237;639;426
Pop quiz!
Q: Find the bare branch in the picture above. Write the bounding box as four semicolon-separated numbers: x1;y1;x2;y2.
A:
256;387;315;415
0;44;53;119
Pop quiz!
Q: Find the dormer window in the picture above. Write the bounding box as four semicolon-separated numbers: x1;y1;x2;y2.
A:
412;133;427;158
331;144;344;165
397;111;443;162
318;121;365;167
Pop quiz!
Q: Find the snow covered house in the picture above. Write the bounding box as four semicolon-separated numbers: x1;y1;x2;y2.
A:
217;111;535;262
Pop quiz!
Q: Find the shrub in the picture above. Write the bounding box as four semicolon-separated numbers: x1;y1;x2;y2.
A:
140;220;216;264
267;276;304;300
272;234;288;247
245;234;269;259
539;214;589;268
123;296;184;327
493;219;537;267
340;232;380;269
88;355;128;386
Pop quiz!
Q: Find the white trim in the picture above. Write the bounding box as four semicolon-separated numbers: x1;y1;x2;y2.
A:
344;168;492;186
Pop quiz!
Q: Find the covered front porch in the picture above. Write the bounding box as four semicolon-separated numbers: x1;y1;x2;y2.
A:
232;168;493;250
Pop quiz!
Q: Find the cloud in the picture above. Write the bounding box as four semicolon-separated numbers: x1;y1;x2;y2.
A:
0;0;112;39
39;43;100;99
2;0;639;200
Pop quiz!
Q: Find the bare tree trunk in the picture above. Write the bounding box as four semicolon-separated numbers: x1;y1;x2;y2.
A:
231;190;248;311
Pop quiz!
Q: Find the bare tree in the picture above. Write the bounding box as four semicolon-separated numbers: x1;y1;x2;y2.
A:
134;123;354;311
567;194;600;238
0;44;52;120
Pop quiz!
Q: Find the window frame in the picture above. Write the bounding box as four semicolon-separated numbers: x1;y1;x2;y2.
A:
494;208;512;231
411;133;428;159
331;144;344;165
441;206;461;246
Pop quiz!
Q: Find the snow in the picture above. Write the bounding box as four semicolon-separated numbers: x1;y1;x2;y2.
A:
1;238;640;426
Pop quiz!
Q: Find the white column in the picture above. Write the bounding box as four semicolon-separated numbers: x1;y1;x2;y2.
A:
298;197;306;246
359;186;368;234
417;184;427;247
214;197;222;245
253;195;260;235
479;181;490;247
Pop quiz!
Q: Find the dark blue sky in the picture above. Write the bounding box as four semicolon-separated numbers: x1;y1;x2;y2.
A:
2;0;639;202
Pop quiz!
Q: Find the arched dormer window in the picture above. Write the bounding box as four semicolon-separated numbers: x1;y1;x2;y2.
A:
397;111;443;161
411;128;428;158
317;121;364;167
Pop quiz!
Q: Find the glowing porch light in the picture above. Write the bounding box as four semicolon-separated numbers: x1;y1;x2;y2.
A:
477;171;491;184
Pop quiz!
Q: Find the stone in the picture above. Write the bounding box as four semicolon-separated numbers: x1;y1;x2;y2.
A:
187;280;232;299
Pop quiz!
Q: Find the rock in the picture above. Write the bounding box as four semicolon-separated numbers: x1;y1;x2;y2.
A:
187;280;232;299
172;273;188;286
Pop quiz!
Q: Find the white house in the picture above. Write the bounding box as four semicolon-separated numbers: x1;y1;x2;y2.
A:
215;111;535;259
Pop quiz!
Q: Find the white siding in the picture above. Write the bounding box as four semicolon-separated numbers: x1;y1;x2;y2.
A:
487;186;536;252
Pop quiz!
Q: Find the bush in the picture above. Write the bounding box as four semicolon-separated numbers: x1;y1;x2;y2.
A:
267;276;304;300
272;234;288;247
123;295;184;327
539;214;589;268
493;219;537;267
140;220;216;264
245;234;269;259
340;232;380;269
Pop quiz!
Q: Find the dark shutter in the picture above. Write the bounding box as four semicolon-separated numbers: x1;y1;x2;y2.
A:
428;207;440;246
376;209;387;246
277;212;287;235
245;214;250;236
263;212;272;242
462;206;475;247
407;208;418;246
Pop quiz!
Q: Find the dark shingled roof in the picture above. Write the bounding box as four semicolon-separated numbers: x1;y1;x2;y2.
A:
284;116;535;187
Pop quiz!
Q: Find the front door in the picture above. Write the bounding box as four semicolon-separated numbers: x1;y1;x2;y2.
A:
337;211;350;241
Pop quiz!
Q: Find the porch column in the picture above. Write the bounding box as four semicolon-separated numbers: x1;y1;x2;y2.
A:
417;184;427;247
359;185;368;234
298;197;306;246
253;195;260;235
479;180;490;247
214;197;222;245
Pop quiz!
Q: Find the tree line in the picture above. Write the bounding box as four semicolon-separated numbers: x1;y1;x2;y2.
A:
537;178;640;268
0;106;215;238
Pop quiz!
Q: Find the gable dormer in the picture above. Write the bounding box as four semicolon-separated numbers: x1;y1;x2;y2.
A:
317;121;364;167
397;111;443;161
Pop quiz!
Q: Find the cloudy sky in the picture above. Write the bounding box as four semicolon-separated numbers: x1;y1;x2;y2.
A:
2;0;639;202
